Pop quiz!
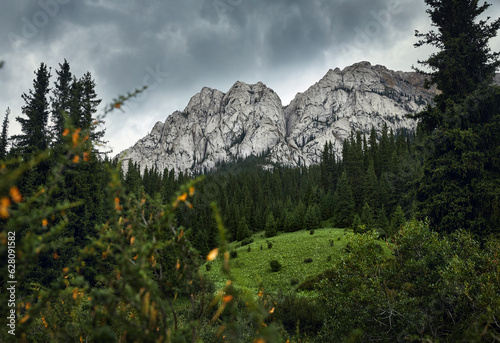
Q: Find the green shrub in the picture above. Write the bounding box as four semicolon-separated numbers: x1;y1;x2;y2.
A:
290;278;299;286
274;293;326;336
241;237;254;246
270;260;282;272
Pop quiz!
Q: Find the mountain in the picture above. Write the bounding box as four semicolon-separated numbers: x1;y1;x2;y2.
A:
119;61;438;174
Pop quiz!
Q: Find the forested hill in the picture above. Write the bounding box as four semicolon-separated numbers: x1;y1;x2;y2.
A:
124;124;420;256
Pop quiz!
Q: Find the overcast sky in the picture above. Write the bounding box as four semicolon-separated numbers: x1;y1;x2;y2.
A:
1;0;499;155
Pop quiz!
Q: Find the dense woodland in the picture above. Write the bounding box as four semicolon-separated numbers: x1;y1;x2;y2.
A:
1;0;500;342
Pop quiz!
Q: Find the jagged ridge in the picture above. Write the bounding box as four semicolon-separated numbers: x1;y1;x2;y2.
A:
120;61;438;174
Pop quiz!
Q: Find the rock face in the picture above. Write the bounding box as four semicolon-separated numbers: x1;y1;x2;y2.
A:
120;61;438;174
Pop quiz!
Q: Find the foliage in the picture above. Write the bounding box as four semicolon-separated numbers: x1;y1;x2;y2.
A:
273;292;325;338
270;260;282;272
319;221;500;342
413;0;500;237
0;108;10;160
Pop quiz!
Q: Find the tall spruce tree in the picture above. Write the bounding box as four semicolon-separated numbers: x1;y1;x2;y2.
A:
51;59;72;145
12;63;52;194
14;63;51;156
80;72;105;147
414;0;500;236
333;171;355;228
0;108;10;159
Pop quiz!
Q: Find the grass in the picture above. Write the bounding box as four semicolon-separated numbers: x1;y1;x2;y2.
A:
203;228;354;293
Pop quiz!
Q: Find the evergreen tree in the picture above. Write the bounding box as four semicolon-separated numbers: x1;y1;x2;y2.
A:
305;204;321;230
51;59;72;145
376;205;390;236
80;72;105;146
345;132;365;209
12;63;52;194
265;212;277;238
351;213;362;233
363;159;379;211
414;0;500;106
414;0;500;235
0;107;10;159
13;63;51;156
333;171;355;228
360;202;374;232
389;205;406;238
236;216;250;241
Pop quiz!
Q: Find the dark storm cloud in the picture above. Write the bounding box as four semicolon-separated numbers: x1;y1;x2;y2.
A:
1;0;497;154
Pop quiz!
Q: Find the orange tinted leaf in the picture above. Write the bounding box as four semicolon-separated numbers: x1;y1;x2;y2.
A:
62;128;70;136
83;151;90;161
223;295;233;303
72;288;78;299
177;193;188;202
9;186;22;203
189;186;195;196
72;128;82;147
53;251;59;260
114;197;122;211
42;219;48;227
0;197;10;219
73;155;80;163
20;315;29;324
207;248;218;261
130;236;135;245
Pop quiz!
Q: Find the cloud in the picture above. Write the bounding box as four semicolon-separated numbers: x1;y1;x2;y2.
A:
1;0;498;155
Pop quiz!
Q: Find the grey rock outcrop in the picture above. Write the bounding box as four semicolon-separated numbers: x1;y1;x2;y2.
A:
120;61;437;174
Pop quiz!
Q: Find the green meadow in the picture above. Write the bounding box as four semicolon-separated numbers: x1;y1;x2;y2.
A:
203;228;355;292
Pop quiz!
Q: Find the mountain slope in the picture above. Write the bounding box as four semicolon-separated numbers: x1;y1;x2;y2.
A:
120;61;437;174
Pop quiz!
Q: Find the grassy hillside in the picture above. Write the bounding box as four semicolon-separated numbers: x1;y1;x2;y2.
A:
203;228;355;292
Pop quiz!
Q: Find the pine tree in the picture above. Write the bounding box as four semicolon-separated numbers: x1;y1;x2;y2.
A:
236;216;251;241
389;205;406;237
12;63;52;194
333;171;355;228
414;0;500;106
265;212;277;238
14;63;51;156
0;108;10;159
376;205;389;235
51;59;72;145
305;204;320;230
363;159;379;211
80;72;104;147
414;0;500;236
360;202;374;232
351;213;362;233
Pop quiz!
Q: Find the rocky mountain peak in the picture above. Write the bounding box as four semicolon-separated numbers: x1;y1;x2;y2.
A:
120;62;439;175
